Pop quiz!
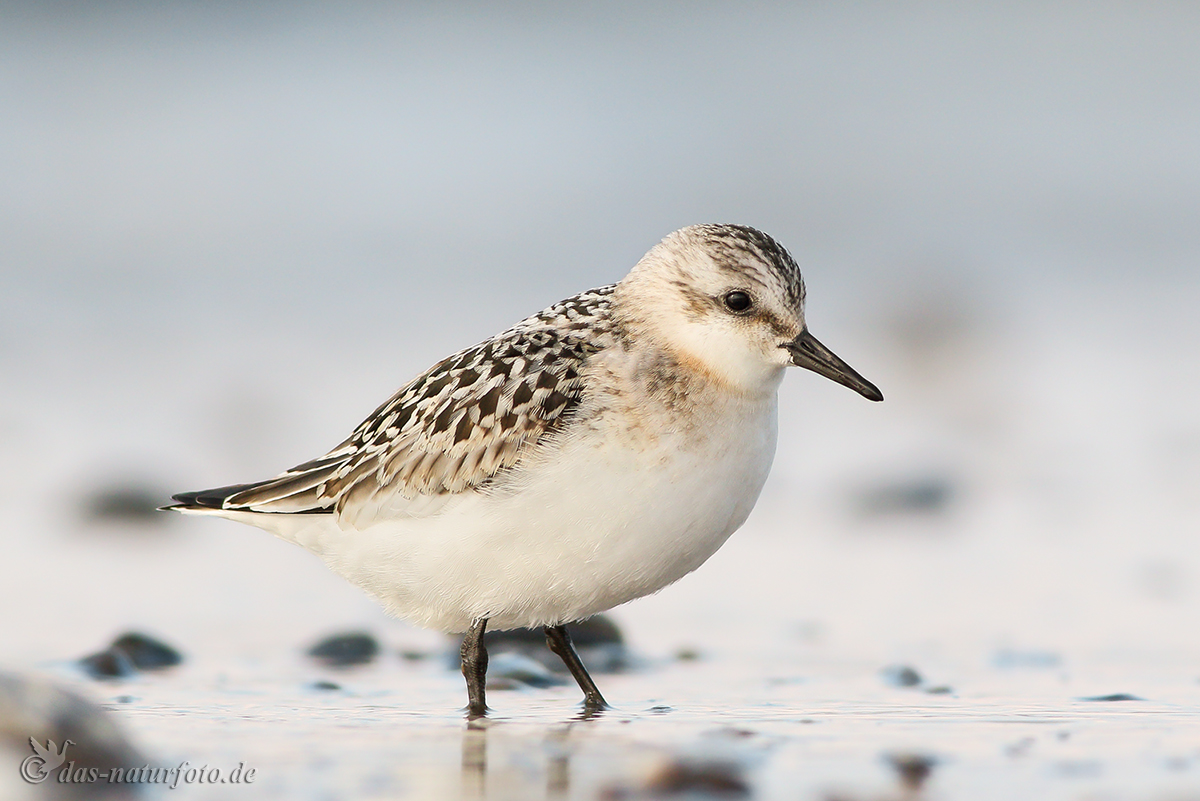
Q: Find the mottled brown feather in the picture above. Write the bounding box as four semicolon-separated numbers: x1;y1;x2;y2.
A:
218;285;618;516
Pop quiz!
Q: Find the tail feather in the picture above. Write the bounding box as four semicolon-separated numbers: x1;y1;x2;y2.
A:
166;483;260;511
166;446;356;516
164;480;334;515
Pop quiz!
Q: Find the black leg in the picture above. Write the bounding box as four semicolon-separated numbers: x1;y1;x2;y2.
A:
461;618;489;719
544;624;609;711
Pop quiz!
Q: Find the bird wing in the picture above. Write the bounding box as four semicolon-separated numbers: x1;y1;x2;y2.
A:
170;286;616;523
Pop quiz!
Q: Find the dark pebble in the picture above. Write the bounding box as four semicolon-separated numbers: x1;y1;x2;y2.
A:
79;649;137;680
1080;693;1143;702
1006;737;1035;758
486;653;565;688
481;615;623;648
1056;759;1102;778
925;685;953;695
454;614;629;674
644;759;749;797
767;676;805;687
310;680;341;691
79;632;183;679
857;477;954;517
886;752;937;791
881;664;923;687
992;648;1061;669
0;672;145;797
111;632;182;670
557;616;624;647
709;727;756;739
84;486;171;524
308;632;379;667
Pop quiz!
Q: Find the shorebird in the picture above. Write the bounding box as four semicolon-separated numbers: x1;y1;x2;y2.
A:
168;224;882;717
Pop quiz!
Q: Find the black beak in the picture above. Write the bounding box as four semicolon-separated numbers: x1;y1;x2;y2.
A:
784;329;883;402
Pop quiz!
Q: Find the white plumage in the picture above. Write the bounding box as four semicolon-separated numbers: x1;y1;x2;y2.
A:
170;224;882;712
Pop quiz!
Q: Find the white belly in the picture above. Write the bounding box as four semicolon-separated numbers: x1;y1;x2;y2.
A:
299;393;780;632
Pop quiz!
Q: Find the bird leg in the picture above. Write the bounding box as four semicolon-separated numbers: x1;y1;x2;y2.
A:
544;624;609;711
461;618;489;719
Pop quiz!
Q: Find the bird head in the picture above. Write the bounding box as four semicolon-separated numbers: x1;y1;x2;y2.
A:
618;224;882;401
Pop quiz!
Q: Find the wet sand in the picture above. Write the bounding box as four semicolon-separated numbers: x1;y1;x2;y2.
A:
3;5;1200;798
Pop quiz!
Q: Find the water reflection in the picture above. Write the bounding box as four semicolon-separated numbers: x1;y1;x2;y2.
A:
461;721;487;800
460;720;580;800
544;726;570;800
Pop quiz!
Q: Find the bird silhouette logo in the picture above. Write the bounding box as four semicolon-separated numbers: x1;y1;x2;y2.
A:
20;737;74;784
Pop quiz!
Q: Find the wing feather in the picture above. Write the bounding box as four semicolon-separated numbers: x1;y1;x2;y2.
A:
179;285;619;523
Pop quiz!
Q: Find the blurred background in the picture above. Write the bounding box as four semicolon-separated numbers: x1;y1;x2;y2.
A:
2;3;1198;797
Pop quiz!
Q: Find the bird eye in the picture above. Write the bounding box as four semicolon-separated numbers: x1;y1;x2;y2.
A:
722;291;753;313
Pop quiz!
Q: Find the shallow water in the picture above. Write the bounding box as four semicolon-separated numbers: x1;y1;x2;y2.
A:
28;629;1200;800
9;476;1200;799
3;4;1200;799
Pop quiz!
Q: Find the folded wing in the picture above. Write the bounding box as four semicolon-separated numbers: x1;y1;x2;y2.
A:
169;286;616;524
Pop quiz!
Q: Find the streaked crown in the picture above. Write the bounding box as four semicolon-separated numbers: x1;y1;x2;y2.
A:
616;224;809;392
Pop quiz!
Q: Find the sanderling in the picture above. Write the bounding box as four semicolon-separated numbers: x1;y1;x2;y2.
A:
168;224;882;717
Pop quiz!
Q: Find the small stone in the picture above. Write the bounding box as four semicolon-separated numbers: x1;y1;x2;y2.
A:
674;647;701;661
856;477;954;517
648;705;673;714
886;752;936;791
767;676;805;687
1006;737;1035;758
1079;693;1143;702
310;680;341;691
308;632;379;667
0;672;145;789
78;632;182;680
486;653;565;689
456;614;629;674
83;485;171;525
111;632;182;670
1055;760;1102;778
880;664;922;687
992;648;1061;669
603;758;749;798
925;685;953;695
644;758;749;797
79;649;137;680
560;616;624;647
794;620;826;643
709;727;756;739
478;616;624;651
